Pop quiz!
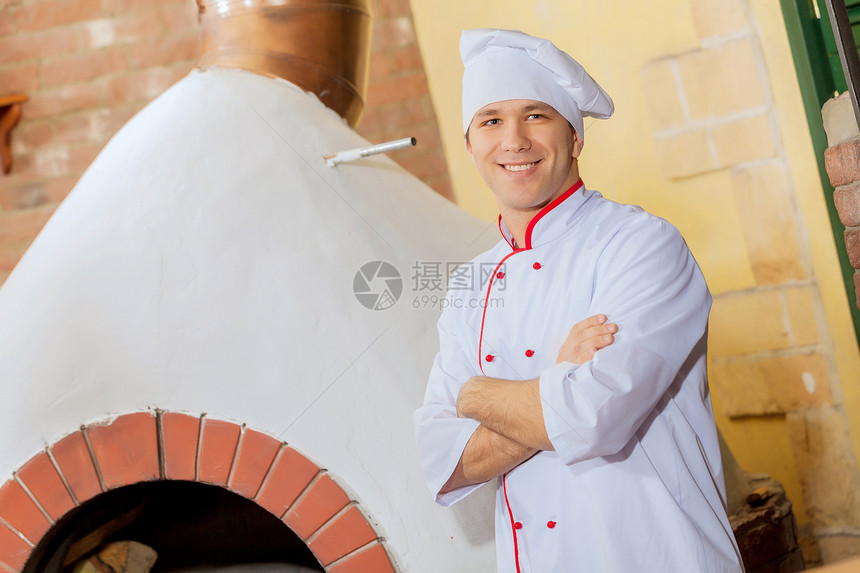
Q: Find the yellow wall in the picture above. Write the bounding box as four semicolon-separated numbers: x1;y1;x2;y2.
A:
411;0;860;558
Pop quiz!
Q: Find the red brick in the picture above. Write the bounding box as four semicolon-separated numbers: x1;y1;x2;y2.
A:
0;480;49;543
358;100;429;135
23;84;102;120
0;64;39;95
375;0;412;18
16;452;75;522
0;523;32;571
0;11;16;38
393;149;445;180
390;44;423;73
0;208;54;244
283;474;350;539
53;106;137;146
69;144;102;173
419;175;454;201
10;121;53;155
228;429;281;499
845;227;860;268
158;3;198;35
406;123;443;151
371;17;415;51
10;144;101;183
129;34;199;68
42;49;127;88
0;28;78;64
255;447;319;518
83;12;164;50
855;271;860;310
49;432;102;504
0;244;26;273
198;418;241;486
367;51;389;78
825;139;860;188
86;412;159;489
362;114;437;144
307;505;378;566
10;149;67;182
14;0;103;32
161;412;200;481
104;66;189;105
327;542;396;573
835;183;860;227
366;72;429;107
106;0;189;13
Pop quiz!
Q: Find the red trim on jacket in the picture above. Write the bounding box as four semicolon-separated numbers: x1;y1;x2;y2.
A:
480;179;584;374
522;178;583;249
503;474;521;573
479;179;584;572
478;250;521;375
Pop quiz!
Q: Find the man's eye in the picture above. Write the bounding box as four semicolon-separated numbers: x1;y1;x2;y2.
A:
484;119;501;126
527;114;543;119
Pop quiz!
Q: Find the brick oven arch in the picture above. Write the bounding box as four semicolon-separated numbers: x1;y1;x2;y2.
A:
0;411;397;573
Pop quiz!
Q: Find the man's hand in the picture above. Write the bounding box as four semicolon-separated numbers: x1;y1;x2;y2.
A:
556;313;617;364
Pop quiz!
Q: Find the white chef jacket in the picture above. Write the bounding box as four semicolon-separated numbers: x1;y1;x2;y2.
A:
414;180;744;573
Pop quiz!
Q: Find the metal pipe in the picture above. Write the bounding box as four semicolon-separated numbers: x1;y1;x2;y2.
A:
325;137;417;167
195;0;372;128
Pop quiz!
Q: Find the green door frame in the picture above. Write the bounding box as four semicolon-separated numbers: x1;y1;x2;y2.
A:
781;0;860;342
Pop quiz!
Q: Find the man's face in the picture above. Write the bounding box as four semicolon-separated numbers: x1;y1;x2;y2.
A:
466;99;583;213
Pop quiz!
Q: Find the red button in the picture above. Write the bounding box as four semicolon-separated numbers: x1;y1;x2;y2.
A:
533;262;542;270
514;522;523;530
525;349;534;357
547;521;556;529
485;354;494;362
496;271;505;279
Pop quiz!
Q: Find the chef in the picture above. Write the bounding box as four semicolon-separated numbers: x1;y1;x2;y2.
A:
414;29;744;573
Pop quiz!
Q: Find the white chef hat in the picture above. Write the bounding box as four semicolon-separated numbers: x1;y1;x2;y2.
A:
460;28;614;139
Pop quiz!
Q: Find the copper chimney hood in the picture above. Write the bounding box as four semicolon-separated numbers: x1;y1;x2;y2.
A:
195;0;372;127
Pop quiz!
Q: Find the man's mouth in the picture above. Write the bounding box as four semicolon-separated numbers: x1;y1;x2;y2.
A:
502;161;538;172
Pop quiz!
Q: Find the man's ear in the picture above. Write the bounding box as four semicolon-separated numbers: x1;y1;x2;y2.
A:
571;128;584;159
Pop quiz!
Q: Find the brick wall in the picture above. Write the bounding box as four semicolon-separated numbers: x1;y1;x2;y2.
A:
360;0;454;201
641;0;860;565
0;0;453;285
825;92;860;310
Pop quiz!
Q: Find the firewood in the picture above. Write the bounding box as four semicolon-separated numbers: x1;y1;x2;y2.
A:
63;503;146;566
70;541;157;573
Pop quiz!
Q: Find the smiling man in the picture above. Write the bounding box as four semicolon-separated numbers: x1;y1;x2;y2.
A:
414;29;744;572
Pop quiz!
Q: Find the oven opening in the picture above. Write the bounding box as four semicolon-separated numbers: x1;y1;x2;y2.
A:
24;480;324;572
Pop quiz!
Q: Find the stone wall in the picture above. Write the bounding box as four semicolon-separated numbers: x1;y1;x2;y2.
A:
640;0;860;564
0;0;452;285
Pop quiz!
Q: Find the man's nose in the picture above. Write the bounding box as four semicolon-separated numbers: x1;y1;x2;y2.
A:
501;123;530;153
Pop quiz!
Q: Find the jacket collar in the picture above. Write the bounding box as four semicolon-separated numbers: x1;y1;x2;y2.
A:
498;179;586;250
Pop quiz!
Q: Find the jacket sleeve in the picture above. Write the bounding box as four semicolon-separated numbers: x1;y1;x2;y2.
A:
539;216;712;465
413;293;483;506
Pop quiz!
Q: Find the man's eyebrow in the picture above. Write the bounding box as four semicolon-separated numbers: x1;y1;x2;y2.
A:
521;103;554;113
474;108;500;118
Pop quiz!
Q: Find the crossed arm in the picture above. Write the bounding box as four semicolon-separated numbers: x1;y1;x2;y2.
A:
439;314;617;494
